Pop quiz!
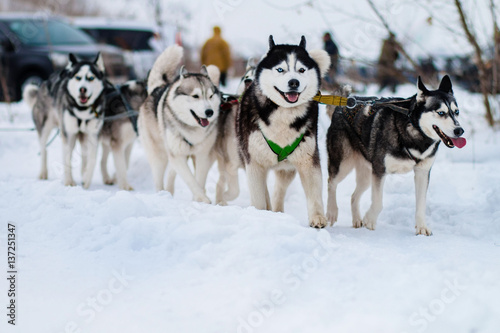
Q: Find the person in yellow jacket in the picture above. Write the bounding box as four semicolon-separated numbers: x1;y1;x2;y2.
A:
201;26;231;86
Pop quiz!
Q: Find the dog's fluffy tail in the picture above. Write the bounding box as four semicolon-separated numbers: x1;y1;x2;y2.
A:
147;45;184;94
23;84;39;109
326;85;352;120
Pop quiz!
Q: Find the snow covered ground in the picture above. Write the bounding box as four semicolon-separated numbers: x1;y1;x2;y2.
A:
1;81;500;333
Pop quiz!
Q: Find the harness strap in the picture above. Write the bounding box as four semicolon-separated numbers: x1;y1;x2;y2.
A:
183;137;193;147
106;85;139;135
313;91;412;116
262;131;305;162
312;92;349;107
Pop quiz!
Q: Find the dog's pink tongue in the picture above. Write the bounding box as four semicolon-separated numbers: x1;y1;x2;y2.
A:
285;92;299;103
200;118;209;127
451;137;466;148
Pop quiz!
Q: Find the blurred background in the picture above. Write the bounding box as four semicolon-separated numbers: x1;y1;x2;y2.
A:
0;0;499;124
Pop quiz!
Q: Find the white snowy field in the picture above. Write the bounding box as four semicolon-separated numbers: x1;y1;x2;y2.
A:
1;82;500;333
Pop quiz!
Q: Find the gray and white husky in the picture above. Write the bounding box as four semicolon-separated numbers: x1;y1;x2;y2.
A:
138;45;221;203
236;36;331;228
24;53;106;188
100;80;147;190
326;75;466;235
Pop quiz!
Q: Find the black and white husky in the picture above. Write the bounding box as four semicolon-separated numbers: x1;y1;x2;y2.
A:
138;45;221;203
24;53;106;188
236;36;331;228
326;75;466;235
100;80;147;190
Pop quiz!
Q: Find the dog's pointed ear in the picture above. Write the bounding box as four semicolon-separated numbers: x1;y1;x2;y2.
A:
438;75;453;94
68;53;78;65
417;76;429;101
203;65;220;86
269;35;275;49
299;35;306;48
94;53;105;73
308;49;331;78
179;65;188;79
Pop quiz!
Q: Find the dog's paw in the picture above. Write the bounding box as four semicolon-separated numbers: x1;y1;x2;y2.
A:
352;218;363;228
415;225;432;236
362;216;377;230
82;181;91;189
103;174;115;185
217;200;228;206
326;211;338;226
119;184;134;191
193;194;211;204
310;214;328;229
39;172;48;180
64;179;76;187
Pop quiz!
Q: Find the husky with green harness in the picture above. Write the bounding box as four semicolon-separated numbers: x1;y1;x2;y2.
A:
236;35;331;228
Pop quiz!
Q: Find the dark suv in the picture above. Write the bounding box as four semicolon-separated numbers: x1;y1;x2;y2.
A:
0;13;129;101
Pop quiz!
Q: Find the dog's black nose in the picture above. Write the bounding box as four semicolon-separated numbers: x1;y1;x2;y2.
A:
80;87;87;94
205;109;214;118
244;78;253;84
288;79;300;89
454;127;464;137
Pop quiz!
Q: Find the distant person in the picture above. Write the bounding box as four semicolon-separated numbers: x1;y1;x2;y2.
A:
420;57;438;83
201;26;231;86
377;33;400;93
323;32;339;85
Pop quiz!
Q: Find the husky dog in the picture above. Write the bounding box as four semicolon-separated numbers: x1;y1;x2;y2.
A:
236;36;331;228
100;80;147;190
326;75;466;235
138;45;221;202
25;53;106;188
213;59;257;205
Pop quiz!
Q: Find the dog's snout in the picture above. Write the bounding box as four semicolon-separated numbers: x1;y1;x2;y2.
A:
205;109;214;118
288;79;300;89
454;127;464;137
244;78;253;84
80;87;87;94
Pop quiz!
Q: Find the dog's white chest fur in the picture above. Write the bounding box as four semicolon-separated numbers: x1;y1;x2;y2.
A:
63;110;102;134
384;155;415;174
384;142;437;174
258;105;307;147
165;127;217;156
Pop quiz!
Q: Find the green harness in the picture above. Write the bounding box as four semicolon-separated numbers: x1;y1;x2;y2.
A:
262;131;305;162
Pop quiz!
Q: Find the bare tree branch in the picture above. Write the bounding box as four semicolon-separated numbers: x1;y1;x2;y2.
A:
455;0;494;126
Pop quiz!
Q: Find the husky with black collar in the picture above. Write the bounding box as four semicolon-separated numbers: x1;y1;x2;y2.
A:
236;36;331;228
24;53;106;188
325;76;466;235
138;45;221;203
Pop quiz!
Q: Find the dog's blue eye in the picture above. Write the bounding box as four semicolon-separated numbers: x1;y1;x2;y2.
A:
87;77;94;82
298;68;305;73
455;110;459;115
437;111;445;116
75;76;82;81
276;68;284;73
